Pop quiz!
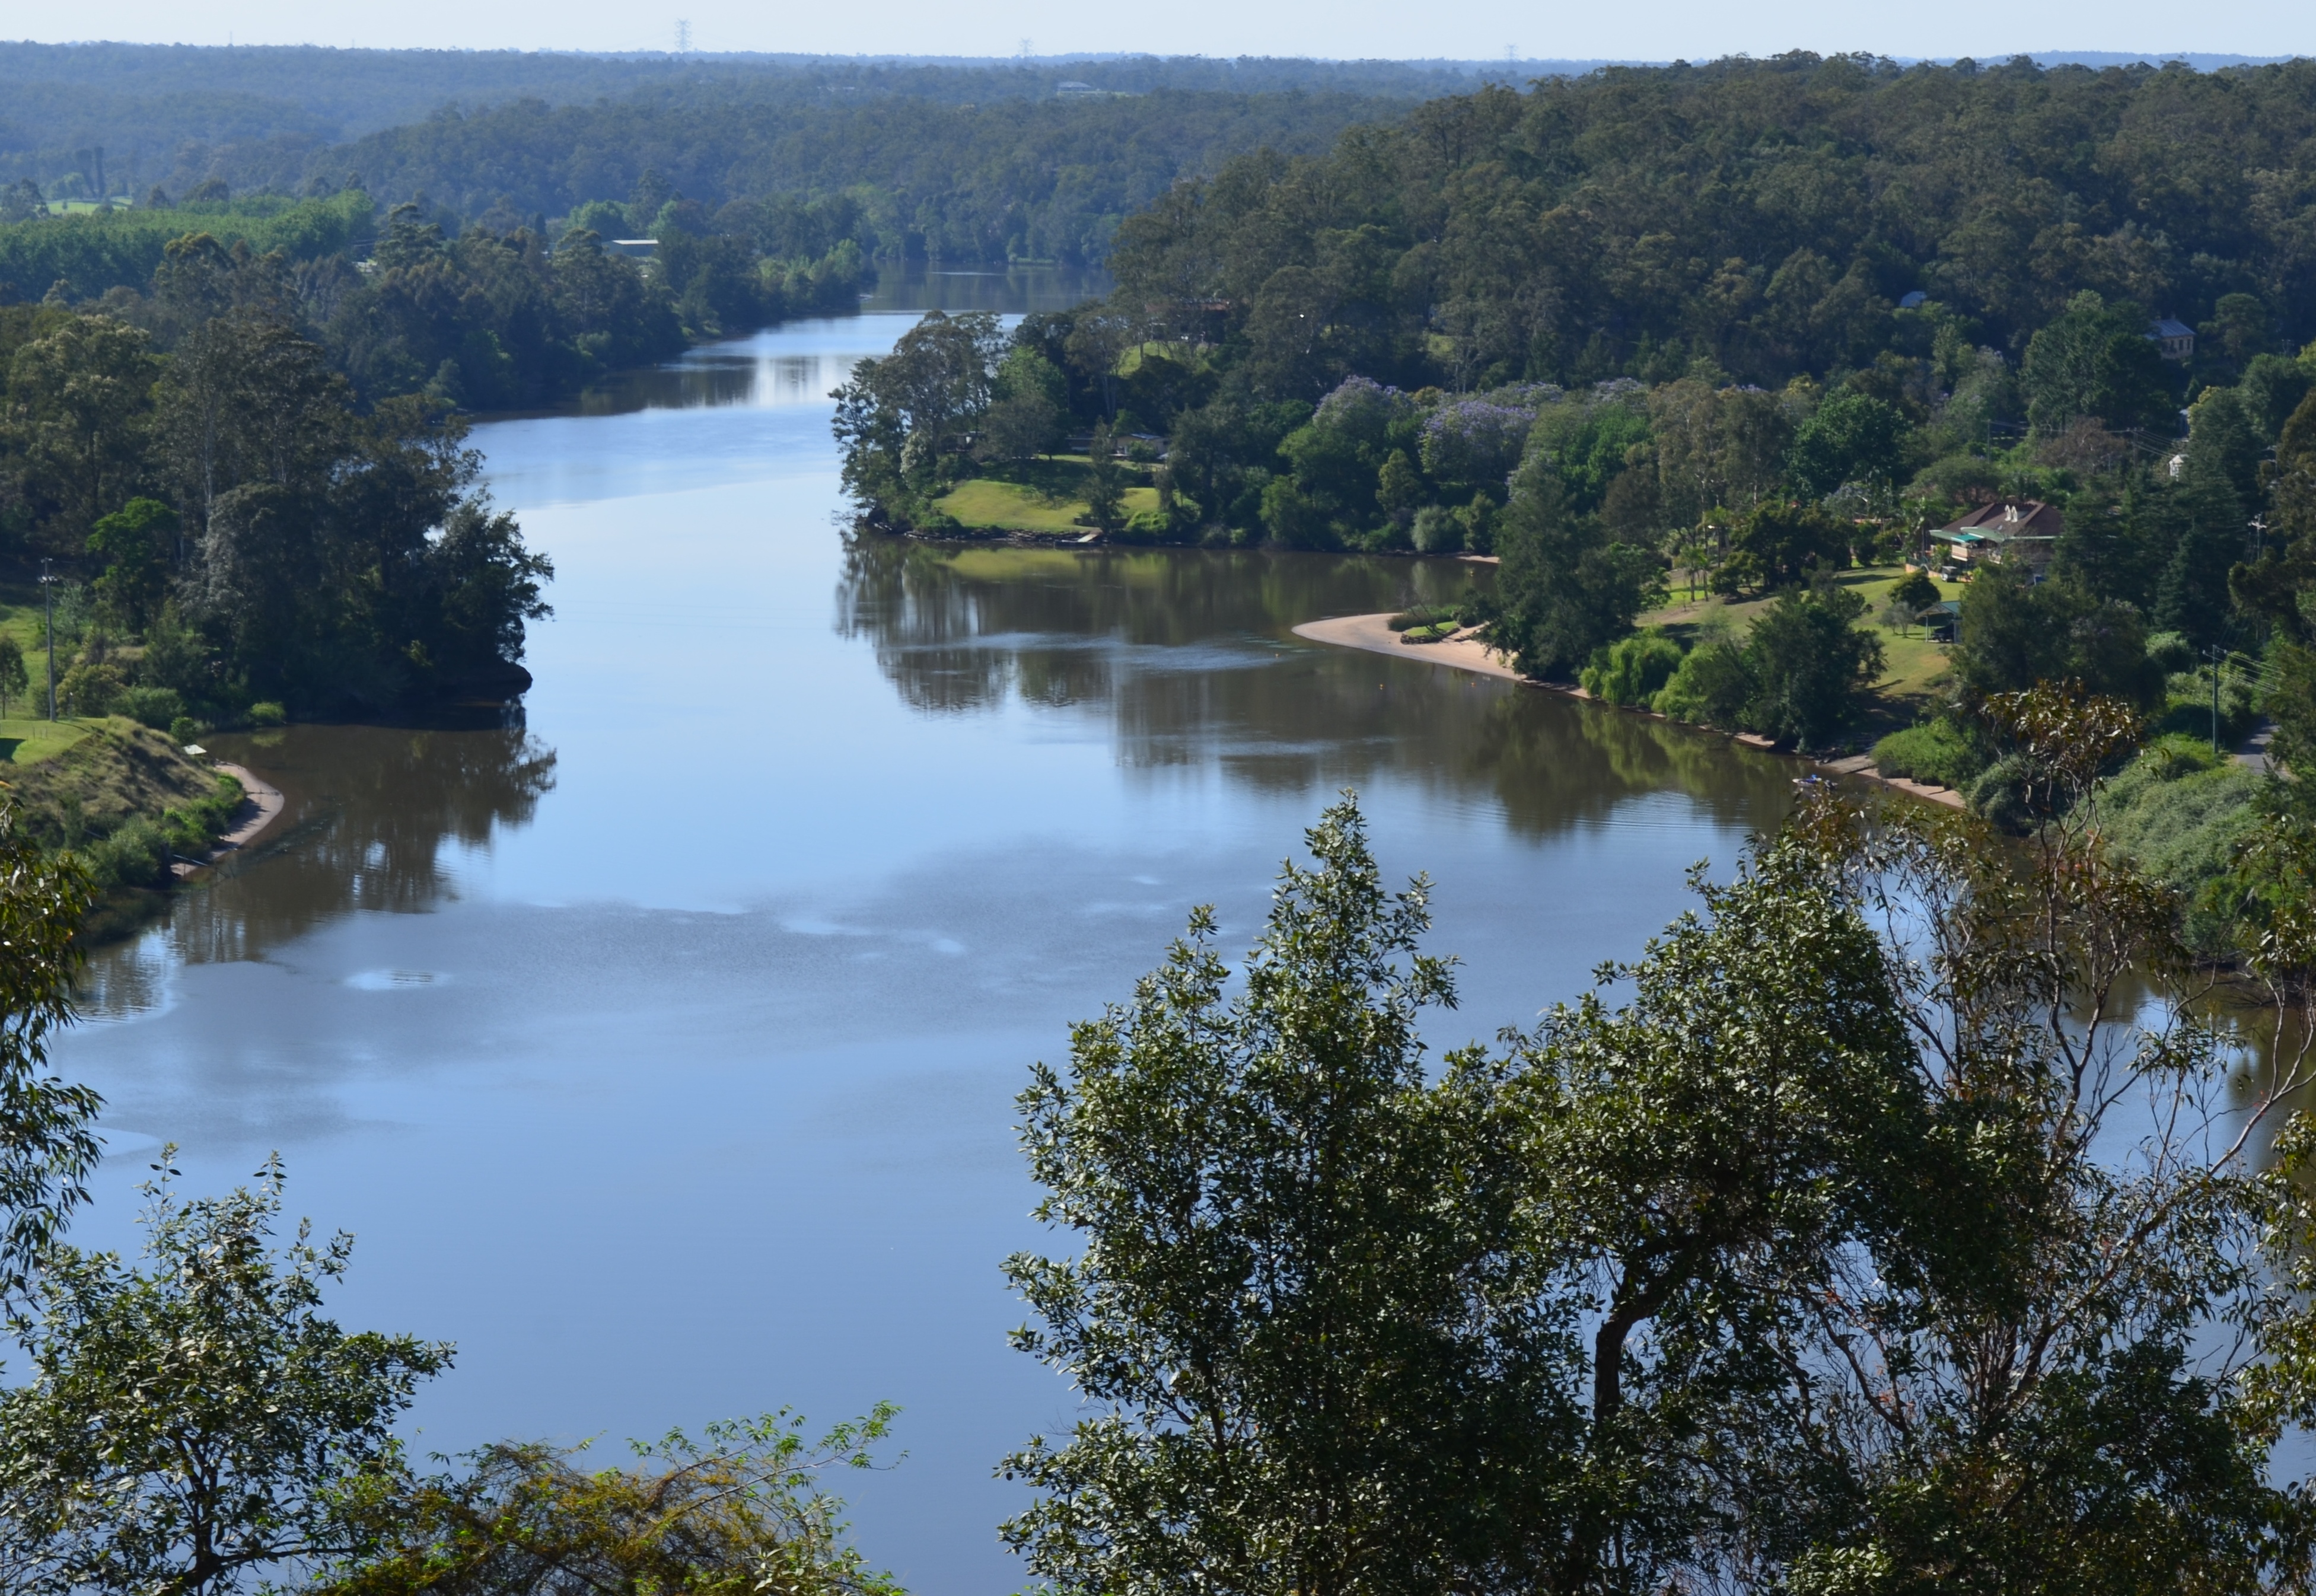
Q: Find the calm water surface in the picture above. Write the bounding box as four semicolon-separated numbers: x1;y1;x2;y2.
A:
56;288;1799;1594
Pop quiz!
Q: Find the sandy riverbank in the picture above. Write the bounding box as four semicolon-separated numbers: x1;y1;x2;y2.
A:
1292;612;1967;810
170;762;288;878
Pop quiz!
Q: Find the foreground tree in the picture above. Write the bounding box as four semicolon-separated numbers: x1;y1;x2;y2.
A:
1008;741;2316;1595
0;1158;452;1596
0;802;99;1299
310;1409;903;1596
1001;795;1584;1596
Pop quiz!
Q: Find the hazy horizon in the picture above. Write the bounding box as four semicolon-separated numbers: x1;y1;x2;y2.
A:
2;0;2308;70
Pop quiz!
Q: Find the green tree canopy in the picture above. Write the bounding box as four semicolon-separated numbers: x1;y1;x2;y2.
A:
2022;290;2178;436
0;1158;452;1595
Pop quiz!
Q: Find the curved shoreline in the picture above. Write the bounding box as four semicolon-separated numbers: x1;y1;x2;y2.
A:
170;762;288;879
1291;612;1966;811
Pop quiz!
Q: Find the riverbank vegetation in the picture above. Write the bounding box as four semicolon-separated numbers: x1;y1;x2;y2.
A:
1;275;555;719
837;53;2316;797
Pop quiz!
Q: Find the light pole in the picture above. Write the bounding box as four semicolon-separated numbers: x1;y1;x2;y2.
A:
2205;643;2226;757
37;559;59;722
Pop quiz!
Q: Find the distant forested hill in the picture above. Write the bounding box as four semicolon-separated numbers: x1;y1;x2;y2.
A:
318;90;1423;265
0;46;1565;219
1105;52;2316;382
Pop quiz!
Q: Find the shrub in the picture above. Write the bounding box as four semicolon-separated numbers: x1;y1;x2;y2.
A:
247;701;287;727
2145;630;2196;675
117;686;186;731
1871;718;1991;789
2100;747;2265;953
77;815;171;891
56;660;126;718
168;715;199;744
1652;642;1756;727
1581;630;1685;706
1387;606;1456;633
1412;505;1463;554
1967;756;2027;831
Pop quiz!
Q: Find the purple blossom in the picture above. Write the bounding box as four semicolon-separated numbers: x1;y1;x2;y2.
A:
1313;375;1412;444
1420;400;1534;483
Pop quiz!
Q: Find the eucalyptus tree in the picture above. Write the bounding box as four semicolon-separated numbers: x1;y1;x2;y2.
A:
1001;795;1588;1596
0;801;99;1301
0;1156;451;1596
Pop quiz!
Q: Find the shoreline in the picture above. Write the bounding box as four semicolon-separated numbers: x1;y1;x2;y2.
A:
1291;612;1967;811
168;762;288;879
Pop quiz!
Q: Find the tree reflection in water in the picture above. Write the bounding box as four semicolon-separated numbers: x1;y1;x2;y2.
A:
79;724;556;1014
834;536;1801;838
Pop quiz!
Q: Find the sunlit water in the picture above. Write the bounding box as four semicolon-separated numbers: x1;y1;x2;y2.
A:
53;275;1803;1595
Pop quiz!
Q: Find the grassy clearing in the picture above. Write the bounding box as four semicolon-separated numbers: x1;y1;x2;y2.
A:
936;457;1161;533
0;719;95;767
1643;564;1965;737
937;477;1161;533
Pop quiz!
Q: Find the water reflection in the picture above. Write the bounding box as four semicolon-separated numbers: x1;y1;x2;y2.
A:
81;725;556;1015
574;340;868;416
562;266;1107;419
836;538;1802;839
861;265;1108;315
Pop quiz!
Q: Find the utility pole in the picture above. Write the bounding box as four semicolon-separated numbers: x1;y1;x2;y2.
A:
38;559;58;721
2206;643;2226;757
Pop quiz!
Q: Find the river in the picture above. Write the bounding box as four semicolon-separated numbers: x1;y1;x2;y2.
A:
53;274;1802;1595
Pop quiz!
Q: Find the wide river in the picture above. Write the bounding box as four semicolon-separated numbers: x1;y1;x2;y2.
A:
55;273;1800;1595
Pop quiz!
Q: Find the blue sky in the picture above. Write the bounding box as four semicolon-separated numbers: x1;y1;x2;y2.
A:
13;0;2311;66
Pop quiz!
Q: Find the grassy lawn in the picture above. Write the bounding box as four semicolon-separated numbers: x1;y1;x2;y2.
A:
935;457;1162;534
0;718;96;767
1643;564;1967;738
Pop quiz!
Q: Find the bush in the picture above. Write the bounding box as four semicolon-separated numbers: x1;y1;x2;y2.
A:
1581;630;1686;706
1652;642;1756;727
1965;754;2044;832
2145;630;2196;676
76;815;171;891
168;715;199;744
247;701;287;727
56;660;126;718
1387;606;1457;633
2100;745;2266;953
117;686;186;731
1412;505;1463;554
1871;718;1990;789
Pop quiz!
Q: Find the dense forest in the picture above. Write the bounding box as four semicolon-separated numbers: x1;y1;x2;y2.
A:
0;234;562;722
835;53;2316;936
0;47;1552;261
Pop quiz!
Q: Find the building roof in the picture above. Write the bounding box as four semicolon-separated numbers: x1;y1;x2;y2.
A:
1898;290;1928;309
2151;317;2196;339
1937;499;2063;541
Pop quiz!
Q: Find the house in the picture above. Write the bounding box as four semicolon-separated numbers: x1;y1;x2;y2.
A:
605;238;660;260
1898;290;1929;309
2149;316;2196;362
1925;600;1961;642
1929;500;2063;572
